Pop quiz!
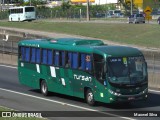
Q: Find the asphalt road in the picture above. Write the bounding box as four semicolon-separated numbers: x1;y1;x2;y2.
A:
0;64;160;120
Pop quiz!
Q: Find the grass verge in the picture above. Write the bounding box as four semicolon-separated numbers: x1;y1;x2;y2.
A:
0;21;160;48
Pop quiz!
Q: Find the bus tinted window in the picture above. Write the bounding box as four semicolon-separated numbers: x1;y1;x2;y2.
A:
25;7;34;12
47;50;53;65
10;8;23;14
20;47;25;61
61;51;65;66
25;47;30;62
17;9;23;13
10;9;14;14
86;54;92;71
31;48;36;63
68;52;72;68
36;48;41;63
79;53;92;71
42;49;47;64
72;53;78;69
54;51;59;66
80;54;86;70
64;52;69;67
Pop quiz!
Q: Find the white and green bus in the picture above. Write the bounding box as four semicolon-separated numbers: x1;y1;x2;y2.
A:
18;38;148;105
9;6;36;22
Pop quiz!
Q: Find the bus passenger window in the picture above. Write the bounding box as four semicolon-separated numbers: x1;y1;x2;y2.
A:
80;54;86;70
25;47;30;62
31;48;36;63
20;47;25;61
86;54;92;71
54;51;59;66
42;49;47;64
61;51;65;67
68;52;72;68
72;53;78;69
36;48;41;63
59;51;62;66
65;52;69;67
47;50;53;65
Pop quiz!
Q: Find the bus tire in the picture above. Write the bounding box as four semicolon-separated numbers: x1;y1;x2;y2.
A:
40;80;49;96
86;89;95;106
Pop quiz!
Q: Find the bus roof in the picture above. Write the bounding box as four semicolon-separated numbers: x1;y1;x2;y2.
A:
18;38;143;57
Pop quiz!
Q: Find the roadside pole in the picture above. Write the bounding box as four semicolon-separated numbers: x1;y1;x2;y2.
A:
130;0;133;15
86;0;90;21
79;9;82;22
0;0;2;11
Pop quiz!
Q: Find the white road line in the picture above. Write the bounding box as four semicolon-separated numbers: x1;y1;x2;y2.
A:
0;64;17;69
0;88;134;120
149;89;160;93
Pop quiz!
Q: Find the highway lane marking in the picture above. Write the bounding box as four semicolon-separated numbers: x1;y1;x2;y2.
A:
149;89;160;93
0;64;17;69
0;64;160;93
0;88;134;120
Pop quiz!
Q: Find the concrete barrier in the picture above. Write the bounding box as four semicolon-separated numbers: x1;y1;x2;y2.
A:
149;72;160;89
0;28;46;42
0;53;17;66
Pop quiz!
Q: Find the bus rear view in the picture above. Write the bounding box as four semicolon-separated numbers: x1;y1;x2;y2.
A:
9;6;35;22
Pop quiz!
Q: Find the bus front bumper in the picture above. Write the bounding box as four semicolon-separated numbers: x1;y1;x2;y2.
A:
109;88;148;103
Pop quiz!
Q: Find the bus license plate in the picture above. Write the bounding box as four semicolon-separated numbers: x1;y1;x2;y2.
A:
128;97;135;100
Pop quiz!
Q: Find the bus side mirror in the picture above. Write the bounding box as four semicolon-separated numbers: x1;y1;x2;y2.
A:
143;62;148;76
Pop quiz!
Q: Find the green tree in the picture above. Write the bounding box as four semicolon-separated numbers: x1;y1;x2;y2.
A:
61;1;71;18
61;1;71;11
15;0;24;6
17;0;46;6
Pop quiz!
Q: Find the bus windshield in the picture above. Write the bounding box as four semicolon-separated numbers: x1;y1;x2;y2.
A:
25;7;35;12
108;56;147;84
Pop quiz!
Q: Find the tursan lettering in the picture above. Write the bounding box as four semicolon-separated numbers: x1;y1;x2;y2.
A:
74;74;92;82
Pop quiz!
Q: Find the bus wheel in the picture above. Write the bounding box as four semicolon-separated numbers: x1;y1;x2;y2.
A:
86;89;95;106
40;80;49;96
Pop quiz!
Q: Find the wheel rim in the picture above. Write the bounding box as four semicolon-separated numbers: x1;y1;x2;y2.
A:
87;92;93;103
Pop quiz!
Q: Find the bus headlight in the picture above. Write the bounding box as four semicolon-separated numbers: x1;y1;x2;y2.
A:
108;89;121;96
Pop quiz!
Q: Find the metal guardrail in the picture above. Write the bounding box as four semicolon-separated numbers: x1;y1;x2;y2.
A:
0;41;18;55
